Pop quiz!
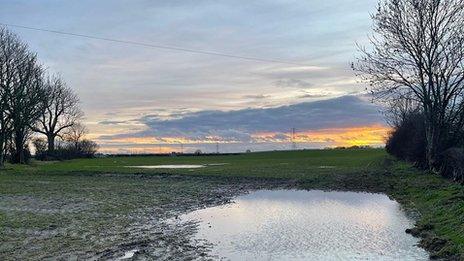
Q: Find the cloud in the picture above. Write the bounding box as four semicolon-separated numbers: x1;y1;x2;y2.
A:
298;93;329;99
99;120;128;125
242;94;271;99
100;95;385;143
275;79;313;88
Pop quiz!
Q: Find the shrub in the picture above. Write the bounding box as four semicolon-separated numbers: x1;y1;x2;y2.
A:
32;138;48;161
385;112;426;167
439;148;464;183
78;140;98;158
7;144;32;164
33;138;98;161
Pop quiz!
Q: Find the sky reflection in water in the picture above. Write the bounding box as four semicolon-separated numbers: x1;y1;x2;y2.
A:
181;190;428;260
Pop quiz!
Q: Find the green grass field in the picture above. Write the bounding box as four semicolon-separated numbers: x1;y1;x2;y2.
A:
1;148;463;259
4;149;386;178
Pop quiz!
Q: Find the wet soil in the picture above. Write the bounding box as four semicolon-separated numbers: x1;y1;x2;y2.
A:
0;173;292;260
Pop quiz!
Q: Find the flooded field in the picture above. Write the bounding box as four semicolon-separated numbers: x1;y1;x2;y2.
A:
3;150;459;259
180;190;429;260
126;163;229;169
0;172;289;260
126;165;206;169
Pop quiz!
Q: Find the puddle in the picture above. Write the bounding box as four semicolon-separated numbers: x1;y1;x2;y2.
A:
126;165;206;169
117;249;138;260
126;163;228;169
318;165;336;169
180;190;428;260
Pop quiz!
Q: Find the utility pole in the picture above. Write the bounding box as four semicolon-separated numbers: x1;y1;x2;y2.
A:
291;128;297;150
216;142;219;154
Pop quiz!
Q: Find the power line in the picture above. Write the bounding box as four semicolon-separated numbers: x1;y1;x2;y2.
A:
0;22;308;66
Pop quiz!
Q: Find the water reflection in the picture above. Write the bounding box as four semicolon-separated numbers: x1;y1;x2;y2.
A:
181;190;428;260
126;165;205;169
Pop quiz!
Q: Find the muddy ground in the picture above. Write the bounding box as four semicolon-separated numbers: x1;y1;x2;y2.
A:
0;173;294;260
2;150;463;260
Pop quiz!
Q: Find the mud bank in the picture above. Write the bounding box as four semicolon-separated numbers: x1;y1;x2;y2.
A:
0;173;292;260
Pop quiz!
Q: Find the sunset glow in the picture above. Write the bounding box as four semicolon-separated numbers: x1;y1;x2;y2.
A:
97;124;390;154
252;124;390;147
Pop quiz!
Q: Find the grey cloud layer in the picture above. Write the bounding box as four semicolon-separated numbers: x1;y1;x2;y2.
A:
100;95;384;142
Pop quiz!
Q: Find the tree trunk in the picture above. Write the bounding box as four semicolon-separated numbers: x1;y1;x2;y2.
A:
13;131;25;164
0;138;4;168
425;127;435;170
47;134;55;152
425;118;441;171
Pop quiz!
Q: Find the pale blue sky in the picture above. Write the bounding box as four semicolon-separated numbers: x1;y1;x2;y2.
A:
0;0;383;153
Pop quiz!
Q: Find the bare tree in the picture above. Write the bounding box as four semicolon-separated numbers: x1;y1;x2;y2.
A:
384;94;420;128
0;29;12;166
0;87;10;166
79;140;99;158
63;122;87;150
32;75;82;152
0;28;16;167
0;27;45;164
10;62;44;164
353;0;464;169
4;29;45;164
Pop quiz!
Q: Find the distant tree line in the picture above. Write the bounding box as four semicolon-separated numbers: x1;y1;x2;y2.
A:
354;0;464;182
0;27;97;167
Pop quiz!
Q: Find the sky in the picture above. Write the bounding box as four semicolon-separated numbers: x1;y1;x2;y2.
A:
0;0;388;153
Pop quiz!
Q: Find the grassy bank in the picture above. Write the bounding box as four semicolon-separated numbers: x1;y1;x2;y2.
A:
1;149;463;259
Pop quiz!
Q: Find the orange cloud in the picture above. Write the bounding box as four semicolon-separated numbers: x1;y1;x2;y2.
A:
252;124;390;147
98;145;179;154
97;124;390;153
